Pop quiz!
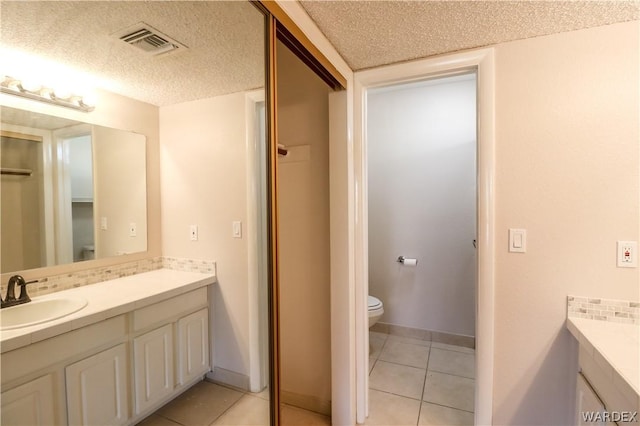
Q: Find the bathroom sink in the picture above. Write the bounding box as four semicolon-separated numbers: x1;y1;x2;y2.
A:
0;297;88;330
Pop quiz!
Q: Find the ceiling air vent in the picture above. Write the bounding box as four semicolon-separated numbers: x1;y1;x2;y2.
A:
115;23;187;56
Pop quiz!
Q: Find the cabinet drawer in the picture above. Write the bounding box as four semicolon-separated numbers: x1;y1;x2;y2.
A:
2;315;126;385
133;287;207;331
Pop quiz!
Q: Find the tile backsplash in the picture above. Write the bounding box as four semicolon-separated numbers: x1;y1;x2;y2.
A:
567;295;639;325
1;257;216;298
161;257;217;274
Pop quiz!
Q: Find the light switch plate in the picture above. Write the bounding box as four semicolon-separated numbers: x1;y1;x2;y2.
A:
232;221;242;239
509;228;526;253
129;222;137;237
190;225;198;241
617;241;637;268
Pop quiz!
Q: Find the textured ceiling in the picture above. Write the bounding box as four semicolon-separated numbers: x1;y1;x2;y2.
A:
300;0;640;70
0;1;265;106
2;1;638;106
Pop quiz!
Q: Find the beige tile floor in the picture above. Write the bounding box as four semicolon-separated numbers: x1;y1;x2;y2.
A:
366;332;475;426
136;380;330;426
138;333;472;426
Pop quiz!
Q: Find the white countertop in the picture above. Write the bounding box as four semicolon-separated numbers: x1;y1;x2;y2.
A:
567;317;639;403
0;269;215;353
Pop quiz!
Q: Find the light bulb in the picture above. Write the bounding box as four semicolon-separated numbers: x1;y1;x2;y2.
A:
52;86;72;100
19;78;41;93
80;93;96;109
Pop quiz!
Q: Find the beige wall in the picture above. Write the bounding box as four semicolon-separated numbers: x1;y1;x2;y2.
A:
492;21;639;424
277;40;332;412
159;92;252;379
0;89;161;283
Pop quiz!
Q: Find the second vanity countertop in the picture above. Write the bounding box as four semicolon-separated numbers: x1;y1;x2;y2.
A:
567;317;639;407
0;269;215;353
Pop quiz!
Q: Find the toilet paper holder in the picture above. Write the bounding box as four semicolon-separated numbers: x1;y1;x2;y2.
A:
397;256;418;265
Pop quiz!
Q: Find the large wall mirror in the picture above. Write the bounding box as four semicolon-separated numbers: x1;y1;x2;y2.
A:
1;106;147;272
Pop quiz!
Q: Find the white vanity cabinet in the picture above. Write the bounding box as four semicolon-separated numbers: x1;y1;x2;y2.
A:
1;374;57;426
569;318;639;426
130;286;210;421
65;344;129;426
0;274;213;426
132;307;209;415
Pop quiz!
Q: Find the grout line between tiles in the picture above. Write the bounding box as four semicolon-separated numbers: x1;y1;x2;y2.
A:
430;346;476;355
426;367;475;380
155;413;186;426
369;387;424;402
422;401;475;414
375;358;428;370
415;345;432;425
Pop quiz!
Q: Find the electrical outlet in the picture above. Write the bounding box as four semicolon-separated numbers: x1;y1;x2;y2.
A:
190;225;198;241
617;241;637;268
101;217;108;230
129;222;137;237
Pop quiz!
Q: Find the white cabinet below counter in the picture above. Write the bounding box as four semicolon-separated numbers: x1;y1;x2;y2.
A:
1;374;57;426
133;324;175;416
177;308;209;386
0;269;214;426
132;308;209;416
567;317;640;425
66;344;129;426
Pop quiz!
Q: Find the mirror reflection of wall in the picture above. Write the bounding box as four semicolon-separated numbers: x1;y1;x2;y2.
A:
0;131;45;271
92;126;147;259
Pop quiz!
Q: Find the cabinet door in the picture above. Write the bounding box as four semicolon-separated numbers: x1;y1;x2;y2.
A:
133;324;174;415
177;308;210;385
65;343;129;426
1;374;56;426
576;373;607;426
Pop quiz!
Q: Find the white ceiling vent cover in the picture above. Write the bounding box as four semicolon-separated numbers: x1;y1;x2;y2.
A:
115;23;187;56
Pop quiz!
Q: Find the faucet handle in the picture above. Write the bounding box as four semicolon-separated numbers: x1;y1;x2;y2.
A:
17;278;39;303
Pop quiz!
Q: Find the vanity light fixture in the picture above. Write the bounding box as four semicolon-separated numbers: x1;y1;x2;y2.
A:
0;76;95;112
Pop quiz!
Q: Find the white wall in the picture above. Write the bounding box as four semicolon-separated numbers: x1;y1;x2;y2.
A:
159;92;252;382
367;75;477;337
491;21;639;424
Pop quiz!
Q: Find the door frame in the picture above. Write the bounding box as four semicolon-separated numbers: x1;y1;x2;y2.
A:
353;48;496;425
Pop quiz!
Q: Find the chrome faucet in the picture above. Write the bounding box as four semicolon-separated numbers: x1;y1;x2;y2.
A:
1;275;38;309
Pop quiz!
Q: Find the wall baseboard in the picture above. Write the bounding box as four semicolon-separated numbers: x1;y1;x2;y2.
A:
207;368;250;391
281;390;331;416
371;322;475;349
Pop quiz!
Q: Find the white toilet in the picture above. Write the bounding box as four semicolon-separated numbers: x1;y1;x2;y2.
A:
368;295;384;328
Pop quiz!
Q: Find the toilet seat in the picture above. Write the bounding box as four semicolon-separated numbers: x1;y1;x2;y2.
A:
368;295;382;311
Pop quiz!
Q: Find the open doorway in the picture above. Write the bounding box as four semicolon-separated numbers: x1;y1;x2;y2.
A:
354;49;496;426
365;73;477;425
